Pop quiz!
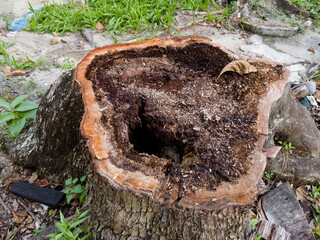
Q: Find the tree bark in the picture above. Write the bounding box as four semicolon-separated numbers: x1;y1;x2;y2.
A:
7;36;317;239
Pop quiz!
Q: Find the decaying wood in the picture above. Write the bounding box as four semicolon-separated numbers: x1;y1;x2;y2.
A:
265;151;320;186
8;36;314;239
264;82;320;157
256;220;291;240
261;182;315;240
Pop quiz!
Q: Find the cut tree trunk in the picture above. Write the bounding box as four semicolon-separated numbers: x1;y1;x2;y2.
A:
8;36;318;239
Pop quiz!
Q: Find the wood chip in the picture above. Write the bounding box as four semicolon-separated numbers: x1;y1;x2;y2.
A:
50;37;58;45
8;70;26;77
256;220;291;240
308;47;315;54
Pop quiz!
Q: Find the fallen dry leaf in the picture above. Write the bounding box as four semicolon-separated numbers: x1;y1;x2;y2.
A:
217;60;257;79
61;39;67;43
52;32;60;37
12;210;28;224
95;22;104;30
0;29;6;36
28;172;38;184
3;176;22;188
216;23;221;28
50;37;58;45
34;178;49;187
1;65;12;74
8;70;26;77
308;46;315;54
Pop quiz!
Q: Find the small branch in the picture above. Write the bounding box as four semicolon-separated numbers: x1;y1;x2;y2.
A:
17;199;36;220
0;194;11;216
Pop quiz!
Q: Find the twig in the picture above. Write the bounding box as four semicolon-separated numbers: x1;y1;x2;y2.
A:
17;199;36;220
0;194;11;216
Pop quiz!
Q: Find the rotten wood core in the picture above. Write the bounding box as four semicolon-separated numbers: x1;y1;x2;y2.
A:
75;36;289;210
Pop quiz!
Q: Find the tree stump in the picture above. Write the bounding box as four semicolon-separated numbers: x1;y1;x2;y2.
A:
9;36;311;239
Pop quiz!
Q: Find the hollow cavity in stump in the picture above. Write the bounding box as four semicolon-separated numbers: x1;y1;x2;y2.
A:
85;41;282;194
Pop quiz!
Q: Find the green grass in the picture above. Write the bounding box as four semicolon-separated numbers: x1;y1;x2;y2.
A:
290;0;320;30
26;0;217;34
0;40;46;70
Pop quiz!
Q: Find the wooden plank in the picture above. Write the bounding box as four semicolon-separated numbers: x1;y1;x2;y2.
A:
261;182;315;240
9;181;65;208
256;219;290;240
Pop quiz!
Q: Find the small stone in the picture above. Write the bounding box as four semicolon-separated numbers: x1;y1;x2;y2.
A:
50;37;58;45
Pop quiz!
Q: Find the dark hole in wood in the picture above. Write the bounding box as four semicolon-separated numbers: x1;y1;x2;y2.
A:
129;106;185;163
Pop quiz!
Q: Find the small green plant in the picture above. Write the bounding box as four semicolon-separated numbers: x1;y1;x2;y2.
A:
34;226;47;236
64;176;87;205
255;236;262;240
0;95;38;137
278;141;295;154
250;211;259;230
309;183;320;238
46;208;91;240
1;12;10;26
264;171;274;181
0;40;46;70
61;57;75;73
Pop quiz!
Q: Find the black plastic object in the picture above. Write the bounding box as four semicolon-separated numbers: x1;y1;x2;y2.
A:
9;181;65;208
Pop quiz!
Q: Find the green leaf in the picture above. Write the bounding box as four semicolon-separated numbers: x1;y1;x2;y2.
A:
79;209;89;219
17;109;37;120
72;178;78;184
49;209;54;216
80;176;86;182
9;117;26;137
65;177;72;185
69;216;88;228
11;95;29;108
66;193;73;204
73;184;83;193
59;211;66;225
81;232;92;240
0;112;16;124
14;101;38;112
0;98;11;110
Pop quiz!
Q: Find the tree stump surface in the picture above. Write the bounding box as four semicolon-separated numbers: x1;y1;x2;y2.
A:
9;36;297;239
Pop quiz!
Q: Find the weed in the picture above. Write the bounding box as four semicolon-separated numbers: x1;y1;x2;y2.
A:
309;183;320;238
26;0;216;34
0;40;46;70
250;211;259;230
1;12;10;26
34;226;47;236
0;95;38;137
61;57;75;73
264;171;274;181
64;176;87;205
46;208;91;240
278;141;295;154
